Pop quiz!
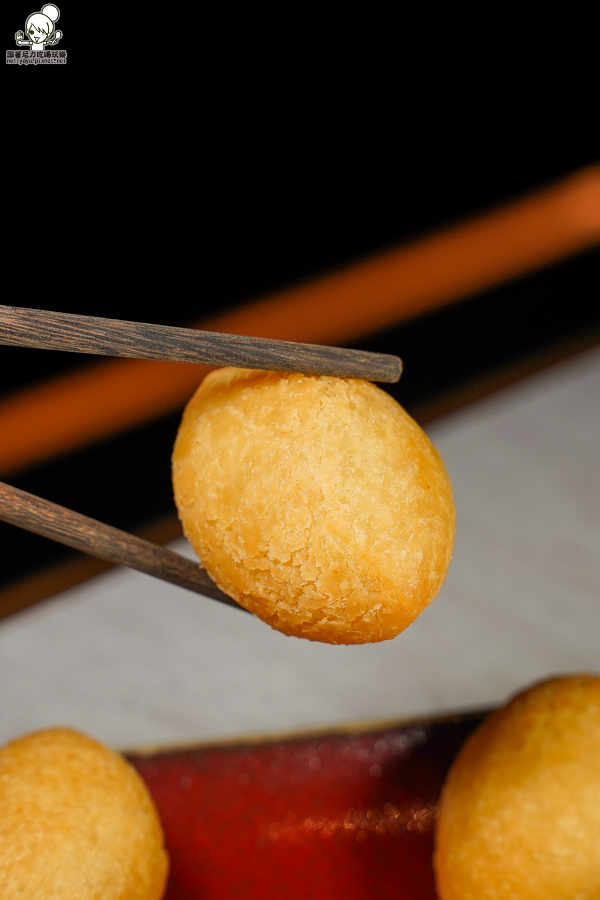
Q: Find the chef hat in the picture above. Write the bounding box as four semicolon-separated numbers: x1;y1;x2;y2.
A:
41;5;60;21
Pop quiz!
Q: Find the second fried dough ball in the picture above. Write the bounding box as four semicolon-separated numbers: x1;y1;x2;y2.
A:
434;675;600;900
172;368;455;644
0;728;168;900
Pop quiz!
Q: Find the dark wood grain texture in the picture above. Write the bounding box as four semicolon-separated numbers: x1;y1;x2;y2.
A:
0;481;244;611
0;306;402;383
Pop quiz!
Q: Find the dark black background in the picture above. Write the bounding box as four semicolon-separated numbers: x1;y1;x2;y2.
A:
3;3;599;585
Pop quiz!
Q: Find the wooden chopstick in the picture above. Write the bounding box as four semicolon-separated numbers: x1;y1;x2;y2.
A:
0;306;402;383
0;481;246;612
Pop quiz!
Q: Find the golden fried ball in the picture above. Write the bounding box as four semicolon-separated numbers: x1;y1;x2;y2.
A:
434;675;600;900
172;368;455;644
0;728;168;900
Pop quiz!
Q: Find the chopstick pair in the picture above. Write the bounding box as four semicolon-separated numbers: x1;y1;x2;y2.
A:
0;306;402;606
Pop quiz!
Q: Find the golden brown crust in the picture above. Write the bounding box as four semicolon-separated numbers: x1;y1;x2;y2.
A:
434;675;600;900
173;368;455;644
0;728;169;900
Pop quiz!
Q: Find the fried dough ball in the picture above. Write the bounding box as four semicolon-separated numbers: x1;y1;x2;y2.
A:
172;368;455;644
434;675;600;900
0;728;168;900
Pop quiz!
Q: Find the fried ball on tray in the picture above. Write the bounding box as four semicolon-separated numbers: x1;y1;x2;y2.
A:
0;727;168;900
434;674;600;900
173;368;455;644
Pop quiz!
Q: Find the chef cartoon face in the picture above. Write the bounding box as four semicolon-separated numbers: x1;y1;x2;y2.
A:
15;5;62;48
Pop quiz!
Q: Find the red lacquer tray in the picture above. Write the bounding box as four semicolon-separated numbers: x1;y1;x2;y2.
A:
127;711;486;900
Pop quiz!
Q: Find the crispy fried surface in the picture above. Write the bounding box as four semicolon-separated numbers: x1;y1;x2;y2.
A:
434;675;600;900
173;369;455;643
0;728;168;900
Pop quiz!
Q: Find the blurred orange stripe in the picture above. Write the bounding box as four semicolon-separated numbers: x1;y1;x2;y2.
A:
1;164;599;478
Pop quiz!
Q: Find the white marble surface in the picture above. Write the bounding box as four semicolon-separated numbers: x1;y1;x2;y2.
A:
1;347;599;750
